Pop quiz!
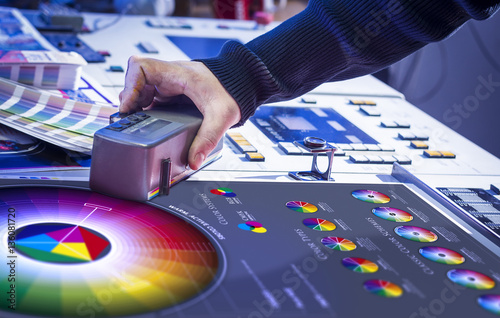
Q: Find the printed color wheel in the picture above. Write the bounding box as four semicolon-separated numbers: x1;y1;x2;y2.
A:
419;246;465;265
210;187;236;197
15;223;110;263
321;237;356;251
447;269;495;290
394;225;438;243
342;257;379;273
372;207;413;222
303;218;336;231
477;294;500;315
351;190;390;204
364;279;403;298
286;201;318;213
0;187;220;317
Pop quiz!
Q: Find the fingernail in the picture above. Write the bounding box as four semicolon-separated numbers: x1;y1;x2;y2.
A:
193;153;205;170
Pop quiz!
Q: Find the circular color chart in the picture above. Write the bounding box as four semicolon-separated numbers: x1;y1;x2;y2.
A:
351;190;391;204
363;279;403;298
15;223;111;264
286;201;318;213
477;294;500;315
238;221;267;233
342;257;379;273
321;237;356;251
394;225;438;243
419;246;465;265
372;207;413;222
0;187;220;317
447;269;496;290
303;218;336;231
210;187;236;197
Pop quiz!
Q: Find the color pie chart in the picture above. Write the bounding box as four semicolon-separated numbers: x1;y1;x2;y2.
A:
342;257;379;273
372;207;413;222
447;269;496;290
0;187;220;317
286;201;318;213
238;221;267;233
303;218;336;231
15;223;110;263
394;225;438;243
364;279;403;298
477;294;500;315
210;187;236;197
321;237;357;251
352;190;391;204
419;246;465;265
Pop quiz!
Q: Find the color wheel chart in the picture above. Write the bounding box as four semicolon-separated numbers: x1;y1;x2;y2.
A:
0;187;220;317
372;207;413;222
302;218;336;231
286;201;318;213
394;225;438;243
418;246;465;265
447;269;496;290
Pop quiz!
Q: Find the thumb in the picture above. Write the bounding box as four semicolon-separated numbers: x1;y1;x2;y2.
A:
188;111;229;170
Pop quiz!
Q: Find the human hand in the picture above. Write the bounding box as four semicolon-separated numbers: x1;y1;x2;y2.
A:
119;56;241;170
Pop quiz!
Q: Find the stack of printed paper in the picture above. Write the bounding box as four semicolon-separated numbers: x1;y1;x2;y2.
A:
0;50;87;90
0;77;116;154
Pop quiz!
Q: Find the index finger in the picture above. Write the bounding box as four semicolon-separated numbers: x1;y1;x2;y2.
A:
119;56;155;113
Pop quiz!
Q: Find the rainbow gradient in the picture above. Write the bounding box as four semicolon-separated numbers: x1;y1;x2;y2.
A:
0;187;220;317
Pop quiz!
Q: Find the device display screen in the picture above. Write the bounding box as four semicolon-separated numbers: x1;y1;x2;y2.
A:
250;106;379;145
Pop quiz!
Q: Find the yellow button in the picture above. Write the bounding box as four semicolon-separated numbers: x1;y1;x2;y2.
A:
439;151;456;158
349;99;376;106
411;141;429;149
245;152;265;161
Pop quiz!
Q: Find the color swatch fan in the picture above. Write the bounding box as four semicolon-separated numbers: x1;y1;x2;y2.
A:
0;77;116;153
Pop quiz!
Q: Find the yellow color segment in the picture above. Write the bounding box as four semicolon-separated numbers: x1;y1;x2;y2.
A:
51;243;92;261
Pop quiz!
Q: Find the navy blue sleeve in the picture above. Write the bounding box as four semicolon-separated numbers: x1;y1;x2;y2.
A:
198;0;500;126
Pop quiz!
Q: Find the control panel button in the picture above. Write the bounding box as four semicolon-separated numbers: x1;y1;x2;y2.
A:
245;152;265;161
360;106;381;116
393;155;412;164
365;144;381;151
438;151;456;158
226;132;258;153
349;155;369;163
381;155;397;164
366;155;383;164
336;143;353;151
398;132;416;140
423;150;443;158
410;141;429;149
350;143;367;151
118;118;132;126
394;120;411;128
381;120;398;128
278;142;303;155
377;144;395;152
349;99;376;106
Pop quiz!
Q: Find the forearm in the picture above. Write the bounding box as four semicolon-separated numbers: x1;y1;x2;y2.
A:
199;0;500;125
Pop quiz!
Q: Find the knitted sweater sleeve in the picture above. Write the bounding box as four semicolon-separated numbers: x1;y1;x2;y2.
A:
198;0;500;126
